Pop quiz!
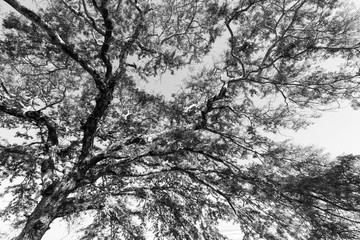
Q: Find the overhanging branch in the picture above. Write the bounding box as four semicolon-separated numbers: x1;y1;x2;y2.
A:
2;0;106;91
56;197;105;218
0;102;58;145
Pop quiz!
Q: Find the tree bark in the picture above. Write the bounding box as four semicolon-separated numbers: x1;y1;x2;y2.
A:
14;176;77;240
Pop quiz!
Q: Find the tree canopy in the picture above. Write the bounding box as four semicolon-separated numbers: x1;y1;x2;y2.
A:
1;0;360;239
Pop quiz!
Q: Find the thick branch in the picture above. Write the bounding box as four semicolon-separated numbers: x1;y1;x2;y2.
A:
78;72;124;170
0;102;58;145
96;0;114;79
76;1;151;166
2;0;106;91
79;91;112;163
14;177;78;240
194;81;228;130
76;4;147;164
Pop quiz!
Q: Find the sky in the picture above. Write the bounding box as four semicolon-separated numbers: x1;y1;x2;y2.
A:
284;104;360;157
1;0;360;239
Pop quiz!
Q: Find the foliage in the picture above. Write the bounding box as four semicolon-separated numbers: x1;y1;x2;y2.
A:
0;0;360;239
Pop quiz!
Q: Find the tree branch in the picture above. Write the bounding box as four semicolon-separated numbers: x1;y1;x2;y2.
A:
194;81;229;130
95;0;114;79
60;0;105;35
0;101;58;145
56;196;105;218
78;72;124;167
2;0;106;91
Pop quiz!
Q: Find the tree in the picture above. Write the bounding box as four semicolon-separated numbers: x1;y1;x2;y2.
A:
1;0;360;239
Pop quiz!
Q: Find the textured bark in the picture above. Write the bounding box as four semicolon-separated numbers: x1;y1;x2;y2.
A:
14;177;77;240
0;2;124;238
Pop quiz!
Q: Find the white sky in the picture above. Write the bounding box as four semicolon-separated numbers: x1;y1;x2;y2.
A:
286;105;360;157
1;0;360;239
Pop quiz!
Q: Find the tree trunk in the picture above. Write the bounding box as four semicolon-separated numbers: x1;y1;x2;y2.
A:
14;176;77;240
